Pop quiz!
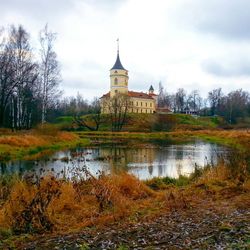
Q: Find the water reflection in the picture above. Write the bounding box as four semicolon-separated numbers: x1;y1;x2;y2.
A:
0;140;228;180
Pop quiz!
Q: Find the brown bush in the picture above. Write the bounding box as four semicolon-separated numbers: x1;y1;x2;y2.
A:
0;172;155;234
4;177;61;234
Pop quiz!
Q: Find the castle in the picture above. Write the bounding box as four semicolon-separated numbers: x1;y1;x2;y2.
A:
100;43;158;114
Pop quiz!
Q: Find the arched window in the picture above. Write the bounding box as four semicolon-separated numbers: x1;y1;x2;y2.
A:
114;78;118;85
115;90;118;94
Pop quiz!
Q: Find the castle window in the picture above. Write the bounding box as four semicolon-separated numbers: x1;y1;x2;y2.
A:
150;103;152;107
136;102;138;106
141;102;142;106
114;70;118;73
114;78;118;85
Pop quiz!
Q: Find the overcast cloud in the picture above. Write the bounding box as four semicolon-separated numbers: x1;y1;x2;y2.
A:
1;0;250;100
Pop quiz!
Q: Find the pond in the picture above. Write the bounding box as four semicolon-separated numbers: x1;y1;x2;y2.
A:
0;140;229;180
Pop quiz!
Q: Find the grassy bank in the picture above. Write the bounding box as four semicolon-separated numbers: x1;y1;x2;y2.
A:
76;129;250;151
55;113;224;132
0;126;90;162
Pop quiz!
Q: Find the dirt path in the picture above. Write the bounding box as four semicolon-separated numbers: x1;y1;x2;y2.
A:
14;203;249;250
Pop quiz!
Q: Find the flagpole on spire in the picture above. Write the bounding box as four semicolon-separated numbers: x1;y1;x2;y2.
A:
117;38;119;54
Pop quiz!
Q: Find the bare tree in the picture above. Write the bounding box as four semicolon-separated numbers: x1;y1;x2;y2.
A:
158;81;165;108
103;93;131;131
223;89;249;124
208;88;223;116
0;27;14;127
187;90;202;114
73;97;102;131
6;25;38;129
39;24;61;124
175;88;186;113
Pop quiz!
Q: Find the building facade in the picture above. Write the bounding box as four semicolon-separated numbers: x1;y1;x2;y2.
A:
101;48;157;114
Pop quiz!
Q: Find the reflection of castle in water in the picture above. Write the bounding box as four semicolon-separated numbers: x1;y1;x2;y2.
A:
97;141;226;179
99;147;156;174
0;141;228;180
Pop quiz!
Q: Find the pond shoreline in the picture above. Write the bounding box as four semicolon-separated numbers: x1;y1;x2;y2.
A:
1;140;228;180
0;129;248;163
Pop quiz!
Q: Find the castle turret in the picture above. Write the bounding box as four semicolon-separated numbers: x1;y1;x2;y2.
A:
110;39;129;97
149;85;154;95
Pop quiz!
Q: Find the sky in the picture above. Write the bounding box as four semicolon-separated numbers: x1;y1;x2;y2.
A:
1;0;250;100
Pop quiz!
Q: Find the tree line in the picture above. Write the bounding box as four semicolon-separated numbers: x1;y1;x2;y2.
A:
157;83;250;124
0;24;60;129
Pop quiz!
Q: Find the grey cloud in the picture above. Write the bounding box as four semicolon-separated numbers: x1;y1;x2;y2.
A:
0;0;124;20
0;0;75;21
202;58;250;77
177;0;250;40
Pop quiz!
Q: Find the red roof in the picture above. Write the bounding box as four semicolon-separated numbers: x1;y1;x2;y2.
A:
128;91;154;99
101;91;154;100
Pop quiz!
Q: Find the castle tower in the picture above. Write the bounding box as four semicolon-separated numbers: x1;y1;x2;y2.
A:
110;39;129;98
149;85;154;95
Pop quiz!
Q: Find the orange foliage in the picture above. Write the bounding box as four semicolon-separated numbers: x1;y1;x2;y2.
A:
0;135;47;147
0;173;155;234
57;132;78;141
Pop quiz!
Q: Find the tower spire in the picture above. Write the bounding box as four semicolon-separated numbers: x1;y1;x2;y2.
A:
111;38;126;70
117;38;119;54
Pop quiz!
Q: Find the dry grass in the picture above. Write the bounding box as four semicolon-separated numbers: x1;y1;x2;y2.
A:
0;135;47;147
0;132;77;148
0;160;248;236
0;172;155;234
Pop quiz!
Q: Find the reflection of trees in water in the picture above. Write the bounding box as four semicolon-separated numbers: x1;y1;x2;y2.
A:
0;162;7;175
101;147;128;174
1;143;229;180
175;145;186;177
156;147;173;177
148;165;153;175
0;161;26;175
176;162;182;177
